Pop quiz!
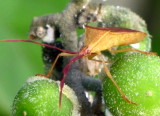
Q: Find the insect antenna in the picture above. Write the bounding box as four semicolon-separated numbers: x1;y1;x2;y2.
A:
0;39;77;54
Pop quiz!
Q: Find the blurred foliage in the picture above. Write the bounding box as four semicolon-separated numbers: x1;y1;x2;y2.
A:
147;0;160;54
0;0;68;115
0;0;159;115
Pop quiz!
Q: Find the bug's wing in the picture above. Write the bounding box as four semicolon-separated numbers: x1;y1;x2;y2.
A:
85;25;110;51
84;25;147;53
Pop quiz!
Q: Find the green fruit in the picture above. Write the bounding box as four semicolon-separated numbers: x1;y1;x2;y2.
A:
103;53;160;116
12;76;79;116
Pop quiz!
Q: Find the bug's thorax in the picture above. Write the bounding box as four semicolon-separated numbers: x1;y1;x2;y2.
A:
78;46;91;56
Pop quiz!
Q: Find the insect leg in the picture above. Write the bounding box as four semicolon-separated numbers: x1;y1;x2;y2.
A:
109;47;157;55
98;52;137;105
36;52;77;77
89;58;110;63
88;54;110;63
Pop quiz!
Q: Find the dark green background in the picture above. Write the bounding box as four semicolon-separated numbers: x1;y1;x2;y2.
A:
0;0;159;115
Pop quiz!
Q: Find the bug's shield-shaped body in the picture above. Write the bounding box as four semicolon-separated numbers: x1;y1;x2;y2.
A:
84;26;147;53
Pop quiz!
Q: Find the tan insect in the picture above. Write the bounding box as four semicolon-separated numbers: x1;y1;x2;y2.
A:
0;25;156;106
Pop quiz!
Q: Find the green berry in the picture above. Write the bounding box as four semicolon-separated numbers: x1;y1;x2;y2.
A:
12;76;79;116
103;53;160;116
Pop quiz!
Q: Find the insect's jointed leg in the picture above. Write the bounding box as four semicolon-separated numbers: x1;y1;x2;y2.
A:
36;52;77;77
88;53;110;63
89;58;110;63
98;52;137;105
109;47;157;55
